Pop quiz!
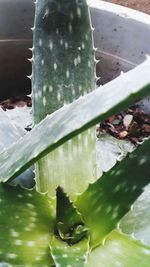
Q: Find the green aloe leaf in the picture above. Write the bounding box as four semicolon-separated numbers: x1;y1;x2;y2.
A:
0;109;25;150
32;0;96;197
32;0;95;123
49;187;89;266
0;184;55;266
0;59;150;183
50;235;89;267
0;109;35;189
55;187;88;244
36;128;96;199
96;134;134;177
76;138;150;248
120;184;150;245
86;231;150;267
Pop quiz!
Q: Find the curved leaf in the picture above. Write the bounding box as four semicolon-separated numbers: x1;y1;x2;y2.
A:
0;109;25;150
76;138;150;248
50;235;89;267
49;187;89;266
55;187;88;244
86;231;150;267
0;59;150;183
0;109;35;189
96;134;134;177
0;184;55;266
120;184;150;245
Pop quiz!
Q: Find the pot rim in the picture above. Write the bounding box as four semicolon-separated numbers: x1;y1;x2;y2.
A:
88;0;150;25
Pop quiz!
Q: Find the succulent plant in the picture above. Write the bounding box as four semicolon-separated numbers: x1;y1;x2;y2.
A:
0;0;150;266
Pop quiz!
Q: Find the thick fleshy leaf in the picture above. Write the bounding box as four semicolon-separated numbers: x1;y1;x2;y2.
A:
0;59;150;183
36;128;96;199
76;138;150;248
49;187;89;266
0;109;35;189
32;0;95;123
96;134;134;177
120;184;150;245
50;235;89;267
0;184;55;266
86;231;150;267
33;0;96;197
0;109;25;150
6;106;33;132
55;187;88;244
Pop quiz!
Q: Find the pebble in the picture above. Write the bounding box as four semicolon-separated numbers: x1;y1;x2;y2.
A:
123;114;133;129
119;131;128;139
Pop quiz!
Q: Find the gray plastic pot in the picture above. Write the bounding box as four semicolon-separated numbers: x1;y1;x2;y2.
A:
0;0;34;100
0;0;150;103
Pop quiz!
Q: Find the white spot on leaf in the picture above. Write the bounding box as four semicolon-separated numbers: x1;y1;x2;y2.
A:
27;241;35;247
43;85;47;92
66;69;70;78
39;39;42;47
77;7;81;18
69;23;73;33
49;40;53;50
54;63;57;71
15;240;22;246
60;39;63;45
57;92;61;101
43;96;46;106
81;42;85;49
49;85;53;92
10;229;19;238
65;42;69;50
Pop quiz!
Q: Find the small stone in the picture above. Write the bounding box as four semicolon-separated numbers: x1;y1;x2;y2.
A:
123;114;133;129
108;115;116;124
119;131;128;139
112;119;121;125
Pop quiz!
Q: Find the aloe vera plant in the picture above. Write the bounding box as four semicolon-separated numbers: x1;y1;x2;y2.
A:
0;0;150;266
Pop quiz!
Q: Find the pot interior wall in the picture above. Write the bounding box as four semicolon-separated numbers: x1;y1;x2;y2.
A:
0;1;150;100
0;0;34;101
90;3;150;85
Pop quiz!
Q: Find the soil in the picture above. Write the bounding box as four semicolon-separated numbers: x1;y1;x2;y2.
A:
97;105;150;145
0;96;32;111
104;0;150;15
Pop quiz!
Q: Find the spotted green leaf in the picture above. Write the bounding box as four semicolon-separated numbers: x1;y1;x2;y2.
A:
49;187;89;266
120;183;150;245
0;109;35;189
96;134;134;177
32;0;96;198
55;187;88;244
86;231;150;267
50;235;89;267
0;59;150;183
0;184;55;266
32;0;95;123
76;138;150;248
0;109;25;150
